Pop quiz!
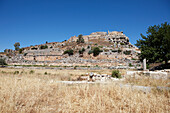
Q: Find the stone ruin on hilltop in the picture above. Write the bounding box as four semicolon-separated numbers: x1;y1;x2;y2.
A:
2;31;142;68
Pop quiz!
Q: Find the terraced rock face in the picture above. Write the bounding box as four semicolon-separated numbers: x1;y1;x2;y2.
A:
4;31;142;68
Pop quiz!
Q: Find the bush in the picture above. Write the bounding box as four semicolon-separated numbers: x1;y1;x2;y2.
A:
104;49;109;52
29;70;35;74
40;45;48;49
88;47;102;56
24;53;28;56
129;63;133;67
14;71;19;74
98;46;103;48
112;70;121;78
74;66;78;69
87;45;90;49
79;48;85;54
93;47;102;56
118;48;122;53
44;72;48;75
0;58;7;66
64;49;74;56
19;48;23;54
132;58;136;60
88;50;93;55
120;42;125;45
124;51;131;55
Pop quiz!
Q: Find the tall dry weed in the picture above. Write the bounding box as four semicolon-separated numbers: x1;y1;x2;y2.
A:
0;72;169;113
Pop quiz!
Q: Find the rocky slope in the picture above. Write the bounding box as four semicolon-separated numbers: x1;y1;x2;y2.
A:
2;31;142;68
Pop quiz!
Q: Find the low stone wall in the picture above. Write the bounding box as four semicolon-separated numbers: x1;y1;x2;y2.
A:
126;70;170;79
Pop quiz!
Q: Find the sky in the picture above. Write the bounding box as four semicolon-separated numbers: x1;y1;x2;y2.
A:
0;0;170;52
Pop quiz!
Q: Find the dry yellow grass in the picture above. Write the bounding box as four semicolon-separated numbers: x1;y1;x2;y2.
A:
124;76;170;87
0;68;169;113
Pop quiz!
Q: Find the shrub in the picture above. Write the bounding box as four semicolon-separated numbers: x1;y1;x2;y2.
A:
132;58;136;60
104;49;109;52
87;45;90;49
64;49;74;56
29;70;35;74
98;46;103;48
79;48;85;54
118;48;122;53
24;53;28;56
88;47;102;56
0;58;7;66
14;71;19;74
112;70;121;78
44;72;48;75
124;51;131;55
112;50;117;52
93;47;102;56
40;45;48;49
88;50;93;55
74;66;78;69
129;63;133;67
147;64;150;69
19;48;23;54
1;71;6;73
120;42;125;45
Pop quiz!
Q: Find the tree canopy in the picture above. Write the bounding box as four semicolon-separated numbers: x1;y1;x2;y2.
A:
92;47;102;57
77;34;84;43
14;42;20;51
135;22;170;64
0;58;7;66
64;49;74;56
40;45;48;49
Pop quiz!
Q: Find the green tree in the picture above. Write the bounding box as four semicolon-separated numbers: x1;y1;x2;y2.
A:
0;58;7;66
135;22;170;64
40;45;48;49
88;50;93;55
79;48;85;54
64;49;74;56
14;42;20;51
19;48;23;54
93;47;102;57
77;34;84;43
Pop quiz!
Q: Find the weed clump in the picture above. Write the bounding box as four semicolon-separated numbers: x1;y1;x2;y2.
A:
14;71;19;74
112;70;121;78
29;70;35;74
44;72;48;75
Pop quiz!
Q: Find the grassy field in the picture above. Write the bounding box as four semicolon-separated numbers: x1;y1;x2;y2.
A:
0;68;169;112
124;76;170;87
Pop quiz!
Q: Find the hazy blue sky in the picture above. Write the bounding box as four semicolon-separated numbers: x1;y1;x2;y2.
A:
0;0;169;52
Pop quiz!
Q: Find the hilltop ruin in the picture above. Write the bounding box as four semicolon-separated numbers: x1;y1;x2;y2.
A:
1;31;142;68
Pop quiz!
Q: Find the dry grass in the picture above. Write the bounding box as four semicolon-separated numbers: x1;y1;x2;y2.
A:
0;68;169;113
124;76;170;87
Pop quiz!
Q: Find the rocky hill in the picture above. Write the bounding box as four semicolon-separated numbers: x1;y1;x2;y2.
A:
2;31;142;68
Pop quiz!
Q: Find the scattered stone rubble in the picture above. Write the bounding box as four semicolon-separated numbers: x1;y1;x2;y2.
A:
78;72;122;82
